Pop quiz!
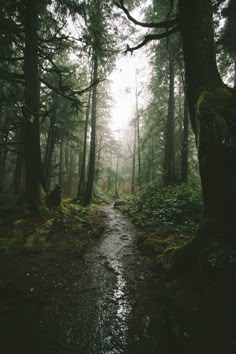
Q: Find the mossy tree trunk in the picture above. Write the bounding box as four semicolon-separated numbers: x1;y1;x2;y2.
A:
179;0;236;237
23;0;46;213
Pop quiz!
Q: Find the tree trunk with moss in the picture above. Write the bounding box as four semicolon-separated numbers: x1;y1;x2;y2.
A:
179;0;236;237
23;0;46;213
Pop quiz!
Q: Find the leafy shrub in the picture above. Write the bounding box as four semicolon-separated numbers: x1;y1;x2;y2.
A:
118;183;202;231
92;186;111;204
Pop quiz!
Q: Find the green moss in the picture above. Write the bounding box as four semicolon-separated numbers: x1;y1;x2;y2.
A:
197;87;232;114
24;235;34;248
140;237;168;256
0;237;12;251
196;87;233;143
37;186;50;215
154;244;187;271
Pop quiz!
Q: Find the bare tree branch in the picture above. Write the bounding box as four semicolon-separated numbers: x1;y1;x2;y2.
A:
125;25;179;54
114;0;179;29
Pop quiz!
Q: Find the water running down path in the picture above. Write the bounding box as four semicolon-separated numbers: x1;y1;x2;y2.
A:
75;206;142;353
50;205;151;354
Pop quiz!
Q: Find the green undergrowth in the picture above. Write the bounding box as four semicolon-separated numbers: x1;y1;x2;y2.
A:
137;230;193;272
116;183;202;232
0;199;103;254
92;186;112;205
115;183;202;272
139;229;236;273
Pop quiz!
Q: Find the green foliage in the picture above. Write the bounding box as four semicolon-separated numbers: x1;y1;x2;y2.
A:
118;182;202;231
92;186;111;204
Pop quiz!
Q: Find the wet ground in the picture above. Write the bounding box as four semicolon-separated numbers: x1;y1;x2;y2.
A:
44;205;151;354
2;204;234;354
52;205;236;354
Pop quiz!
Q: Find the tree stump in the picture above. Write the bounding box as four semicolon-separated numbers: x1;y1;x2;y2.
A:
45;185;62;210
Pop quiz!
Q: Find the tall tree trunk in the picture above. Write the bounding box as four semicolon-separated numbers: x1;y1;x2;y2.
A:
135;72;141;187
58;139;64;187
0;117;9;192
95;134;102;184
181;95;189;183
64;140;69;194
0;134;9;192
115;155;119;196
151;136;155;181
77;89;91;199
179;0;236;237
83;55;98;205
13;127;24;195
131;122;137;194
44;111;56;190
23;0;46;212
137;116;141;187
107;152;113;193
163;44;176;185
68;143;74;195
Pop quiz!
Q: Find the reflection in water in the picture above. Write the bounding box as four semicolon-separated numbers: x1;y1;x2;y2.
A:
55;206;142;354
89;207;141;353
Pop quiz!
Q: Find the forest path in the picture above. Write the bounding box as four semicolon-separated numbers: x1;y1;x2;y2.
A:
47;205;154;354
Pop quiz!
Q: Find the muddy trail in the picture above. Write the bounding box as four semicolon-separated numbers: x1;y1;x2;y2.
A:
43;205;154;354
2;204;234;354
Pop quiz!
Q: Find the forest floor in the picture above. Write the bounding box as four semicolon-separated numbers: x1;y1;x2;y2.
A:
0;202;235;354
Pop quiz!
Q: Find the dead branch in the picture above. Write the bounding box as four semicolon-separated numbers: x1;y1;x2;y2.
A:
125;25;179;54
114;0;179;29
